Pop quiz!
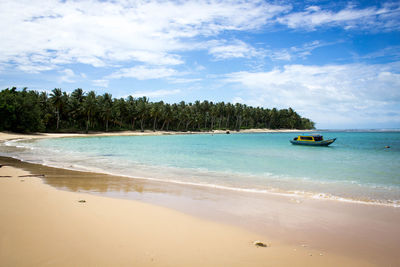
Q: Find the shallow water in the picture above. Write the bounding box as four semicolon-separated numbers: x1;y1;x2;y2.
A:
2;131;400;206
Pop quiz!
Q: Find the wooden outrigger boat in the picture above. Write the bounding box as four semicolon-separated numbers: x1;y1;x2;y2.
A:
290;134;336;146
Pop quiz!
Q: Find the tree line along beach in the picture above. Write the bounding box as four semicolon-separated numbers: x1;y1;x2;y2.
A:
0;87;314;133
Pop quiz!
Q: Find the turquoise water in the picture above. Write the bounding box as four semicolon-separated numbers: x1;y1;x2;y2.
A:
2;131;400;206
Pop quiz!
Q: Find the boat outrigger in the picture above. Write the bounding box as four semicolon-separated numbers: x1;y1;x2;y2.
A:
290;134;336;146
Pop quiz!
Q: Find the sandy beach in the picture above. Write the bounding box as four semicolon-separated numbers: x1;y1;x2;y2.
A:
0;128;313;140
0;131;398;266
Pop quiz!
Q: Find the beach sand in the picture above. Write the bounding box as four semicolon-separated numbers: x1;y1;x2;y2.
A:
0;128;312;141
0;164;372;266
0;131;396;266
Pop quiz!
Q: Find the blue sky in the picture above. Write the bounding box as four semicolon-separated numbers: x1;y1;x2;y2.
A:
1;0;399;129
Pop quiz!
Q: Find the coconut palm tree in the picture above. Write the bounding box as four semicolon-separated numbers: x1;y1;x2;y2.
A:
234;103;244;131
83;91;97;133
126;96;138;130
50;88;63;130
70;88;85;128
160;103;172;131
150;101;163;131
225;103;233;130
209;102;218;130
99;93;112;131
137;96;149;132
269;108;278;129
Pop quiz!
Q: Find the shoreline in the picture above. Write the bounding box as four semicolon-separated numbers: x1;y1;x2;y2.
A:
0;128;314;140
0;160;371;266
1;131;400;266
4;151;399;209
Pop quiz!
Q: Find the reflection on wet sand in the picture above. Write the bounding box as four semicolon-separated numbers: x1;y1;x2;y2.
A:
0;156;208;218
0;155;232;231
0;156;175;195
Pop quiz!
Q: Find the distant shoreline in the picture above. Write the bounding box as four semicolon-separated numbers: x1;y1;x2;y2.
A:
0;128;314;141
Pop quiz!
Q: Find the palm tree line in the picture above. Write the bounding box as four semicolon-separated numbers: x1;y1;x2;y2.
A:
0;87;315;133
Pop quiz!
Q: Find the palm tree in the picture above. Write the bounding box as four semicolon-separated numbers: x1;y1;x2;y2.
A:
83;91;97;133
71;88;84;103
184;104;194;131
137;97;149;132
112;98;128;128
193;100;202;130
176;101;187;131
269;108;278;129
50;88;63;130
217;102;225;129
170;103;179;131
100;93;112;131
70;88;85;128
234;103;243;131
201;100;210;130
150;101;163;131
210;102;218;130
225;103;233;130
126;96;138;130
242;104;250;128
160;103;172;131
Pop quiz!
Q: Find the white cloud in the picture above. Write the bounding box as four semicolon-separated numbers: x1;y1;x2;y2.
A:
0;0;288;72
59;68;75;83
130;89;181;98
1;0;398;76
232;96;245;104
207;39;262;60
269;40;337;61
194;62;206;71
107;66;177;80
225;62;400;128
92;79;109;88
278;3;400;31
167;77;202;84
356;45;400;61
305;6;320;12
290;40;324;58
269;50;292;61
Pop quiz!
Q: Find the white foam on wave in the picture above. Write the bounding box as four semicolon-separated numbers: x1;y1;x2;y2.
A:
4;139;27;148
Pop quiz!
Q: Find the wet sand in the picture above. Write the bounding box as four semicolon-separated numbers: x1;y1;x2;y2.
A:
1;132;399;266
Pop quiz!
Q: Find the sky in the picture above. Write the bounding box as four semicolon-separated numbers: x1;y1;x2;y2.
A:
0;0;399;129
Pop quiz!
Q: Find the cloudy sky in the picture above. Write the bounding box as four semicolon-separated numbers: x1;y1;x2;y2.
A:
1;0;399;129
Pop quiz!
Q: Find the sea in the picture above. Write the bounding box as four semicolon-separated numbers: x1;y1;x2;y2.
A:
1;131;400;207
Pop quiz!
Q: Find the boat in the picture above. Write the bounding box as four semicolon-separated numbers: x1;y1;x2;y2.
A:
290;134;336;146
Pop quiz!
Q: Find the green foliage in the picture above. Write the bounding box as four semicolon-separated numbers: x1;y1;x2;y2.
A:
0;87;44;132
0;87;315;133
